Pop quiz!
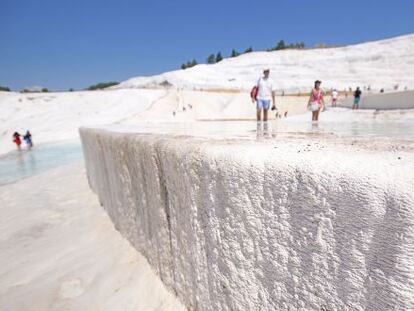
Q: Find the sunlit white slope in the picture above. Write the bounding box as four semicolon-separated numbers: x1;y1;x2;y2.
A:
117;34;414;93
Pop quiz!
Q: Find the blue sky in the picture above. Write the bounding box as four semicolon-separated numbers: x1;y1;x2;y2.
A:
1;0;413;90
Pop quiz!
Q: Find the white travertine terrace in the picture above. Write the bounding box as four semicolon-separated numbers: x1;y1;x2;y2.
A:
80;127;414;311
339;90;414;110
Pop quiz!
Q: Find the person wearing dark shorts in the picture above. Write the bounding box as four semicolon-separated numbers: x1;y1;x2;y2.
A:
353;87;362;110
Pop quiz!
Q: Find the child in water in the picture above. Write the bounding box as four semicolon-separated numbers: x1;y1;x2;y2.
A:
13;132;22;150
23;130;33;149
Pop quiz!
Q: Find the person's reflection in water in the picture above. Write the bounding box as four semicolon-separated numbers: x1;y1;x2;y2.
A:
16;150;26;176
263;122;270;138
28;151;38;175
351;122;360;138
256;122;273;140
256;122;262;140
270;122;278;138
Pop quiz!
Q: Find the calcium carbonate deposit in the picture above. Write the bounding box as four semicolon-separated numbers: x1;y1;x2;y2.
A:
80;122;414;311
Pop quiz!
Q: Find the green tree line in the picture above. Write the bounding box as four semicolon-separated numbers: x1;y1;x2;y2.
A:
180;40;305;70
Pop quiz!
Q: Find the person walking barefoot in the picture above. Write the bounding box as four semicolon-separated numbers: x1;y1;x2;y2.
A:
254;69;276;122
23;130;33;149
308;80;325;121
331;89;338;107
12;132;22;150
353;87;362;110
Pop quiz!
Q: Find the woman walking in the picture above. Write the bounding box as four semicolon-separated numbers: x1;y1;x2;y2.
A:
308;80;325;121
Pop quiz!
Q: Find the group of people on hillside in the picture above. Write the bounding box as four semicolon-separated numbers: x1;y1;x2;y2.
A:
12;131;33;150
251;69;362;121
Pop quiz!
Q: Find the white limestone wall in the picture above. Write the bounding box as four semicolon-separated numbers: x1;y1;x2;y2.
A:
80;128;414;311
338;90;414;109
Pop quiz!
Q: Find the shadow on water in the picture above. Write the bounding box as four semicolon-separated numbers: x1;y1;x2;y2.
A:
0;143;83;186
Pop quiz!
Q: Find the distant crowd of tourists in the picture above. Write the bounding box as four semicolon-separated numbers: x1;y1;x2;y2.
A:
251;69;363;121
12;130;33;150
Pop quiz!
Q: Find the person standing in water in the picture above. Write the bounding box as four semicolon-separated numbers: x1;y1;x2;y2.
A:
353;87;362;110
308;80;325;121
331;89;338;107
12;132;22;150
254;69;276;121
23;130;33;149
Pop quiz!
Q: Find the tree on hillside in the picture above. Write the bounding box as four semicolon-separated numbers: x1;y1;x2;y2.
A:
42;88;49;92
276;40;286;50
216;52;223;63
243;47;253;53
267;40;305;51
181;59;198;70
230;49;239;57
207;54;216;64
0;85;10;91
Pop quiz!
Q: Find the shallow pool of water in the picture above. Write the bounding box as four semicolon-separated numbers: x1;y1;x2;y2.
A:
104;109;414;143
0;143;82;186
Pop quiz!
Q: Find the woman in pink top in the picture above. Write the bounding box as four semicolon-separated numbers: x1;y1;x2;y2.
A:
307;80;325;121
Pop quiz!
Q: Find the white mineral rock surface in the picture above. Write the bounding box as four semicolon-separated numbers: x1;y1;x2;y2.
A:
80;124;414;311
0;162;185;310
338;90;414;109
116;34;414;93
2;34;414;155
2;33;414;310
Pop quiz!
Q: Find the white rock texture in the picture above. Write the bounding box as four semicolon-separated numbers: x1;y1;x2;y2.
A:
338;90;414;109
115;34;414;93
80;128;414;311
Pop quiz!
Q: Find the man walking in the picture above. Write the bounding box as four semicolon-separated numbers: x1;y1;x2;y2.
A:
254;69;276;121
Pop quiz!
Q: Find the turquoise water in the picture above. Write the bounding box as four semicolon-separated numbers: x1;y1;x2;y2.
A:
0;143;83;186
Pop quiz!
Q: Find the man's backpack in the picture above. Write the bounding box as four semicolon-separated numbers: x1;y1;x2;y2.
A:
250;86;259;102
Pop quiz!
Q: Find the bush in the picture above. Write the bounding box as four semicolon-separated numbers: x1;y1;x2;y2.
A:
42;88;48;92
159;80;172;87
0;86;10;91
88;82;119;90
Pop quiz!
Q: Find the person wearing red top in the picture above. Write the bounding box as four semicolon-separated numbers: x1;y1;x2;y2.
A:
13;132;22;150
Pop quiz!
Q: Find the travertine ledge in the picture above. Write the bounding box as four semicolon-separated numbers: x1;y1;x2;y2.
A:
80;127;414;311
